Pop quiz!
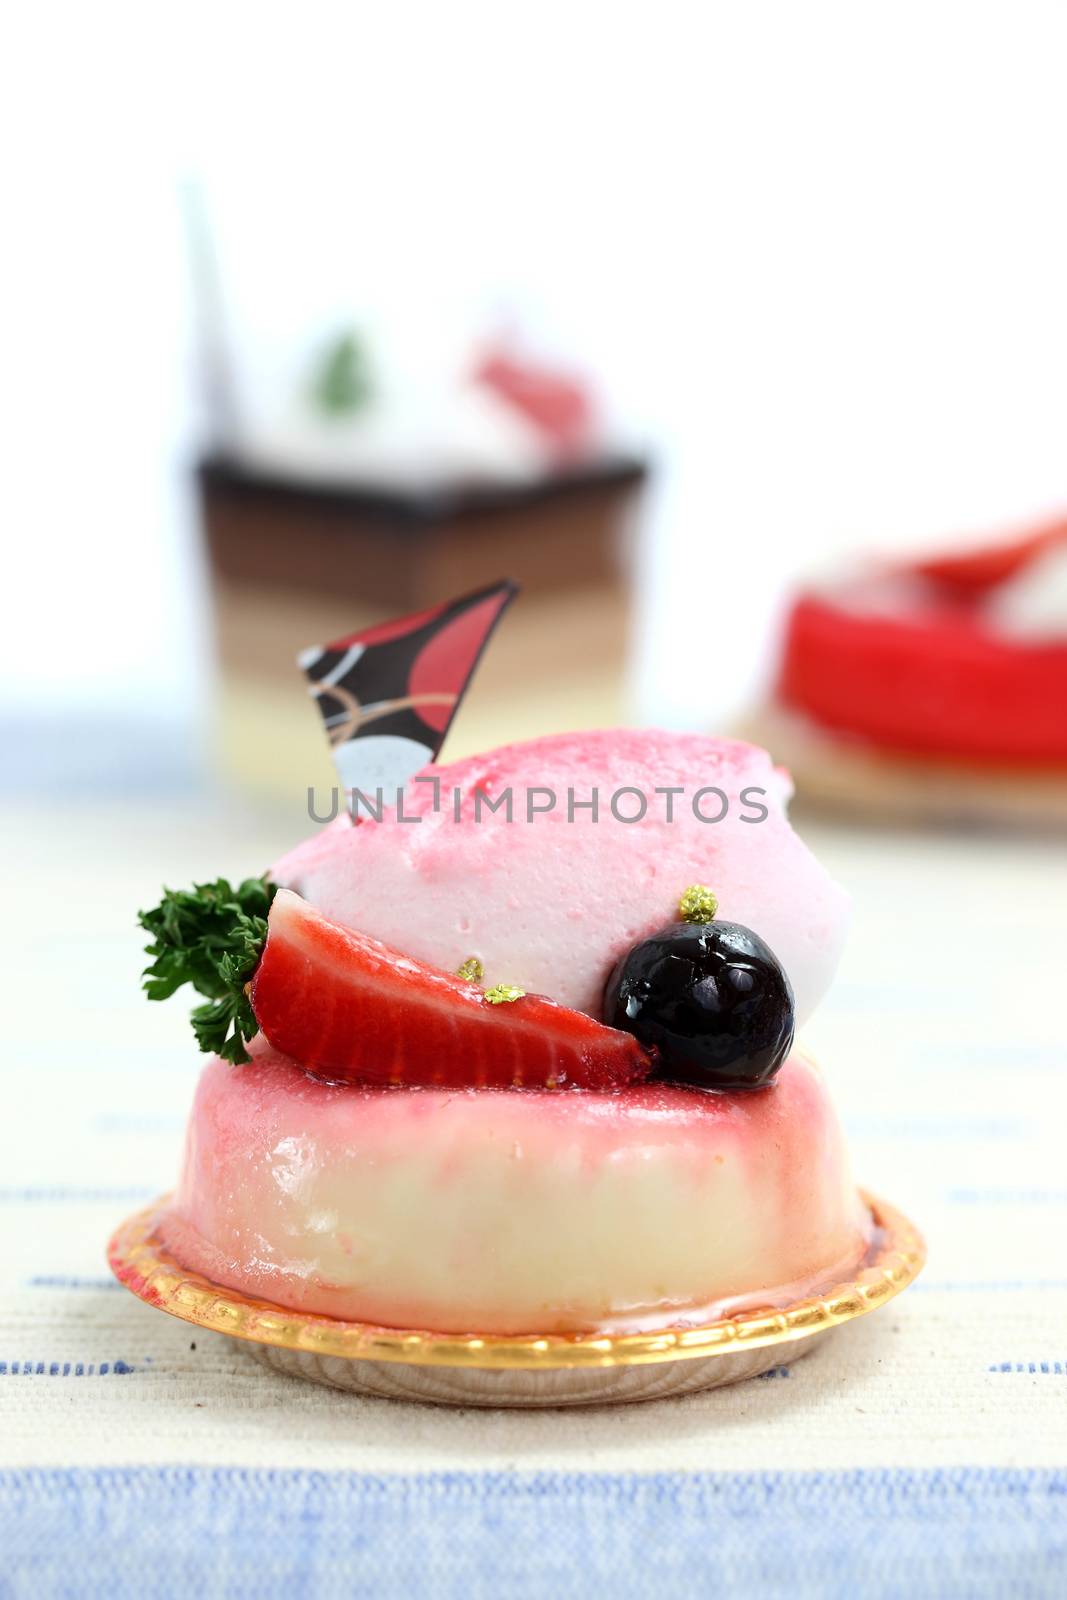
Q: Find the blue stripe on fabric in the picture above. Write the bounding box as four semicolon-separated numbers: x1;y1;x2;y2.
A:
989;1362;1066;1375
0;1360;134;1376
27;1276;124;1291
92;1113;184;1135
916;1043;1065;1072
915;1280;1067;1293
948;1189;1067;1206
846;1116;1029;1141
0;1187;154;1204
1;1468;1065;1599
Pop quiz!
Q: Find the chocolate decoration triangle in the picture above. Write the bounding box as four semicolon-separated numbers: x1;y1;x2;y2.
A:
298;580;518;796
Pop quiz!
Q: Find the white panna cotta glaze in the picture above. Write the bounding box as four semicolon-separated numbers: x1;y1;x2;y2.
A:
159;1045;871;1336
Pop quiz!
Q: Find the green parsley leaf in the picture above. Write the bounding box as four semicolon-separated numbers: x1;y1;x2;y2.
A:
138;876;276;1065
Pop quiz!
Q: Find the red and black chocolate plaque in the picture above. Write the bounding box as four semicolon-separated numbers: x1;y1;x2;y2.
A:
299;580;518;794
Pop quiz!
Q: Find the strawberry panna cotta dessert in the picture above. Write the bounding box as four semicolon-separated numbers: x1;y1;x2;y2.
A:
142;729;870;1338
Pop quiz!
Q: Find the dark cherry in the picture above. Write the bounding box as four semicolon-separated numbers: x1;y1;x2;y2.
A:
604;921;794;1092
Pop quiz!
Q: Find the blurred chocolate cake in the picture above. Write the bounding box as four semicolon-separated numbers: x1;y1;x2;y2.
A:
194;332;649;793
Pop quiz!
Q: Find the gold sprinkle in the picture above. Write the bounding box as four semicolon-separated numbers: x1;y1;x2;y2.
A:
678;884;718;924
456;956;484;982
484;983;526;1005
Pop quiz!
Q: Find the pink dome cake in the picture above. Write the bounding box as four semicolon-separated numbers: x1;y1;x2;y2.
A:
162;1046;863;1336
153;730;872;1337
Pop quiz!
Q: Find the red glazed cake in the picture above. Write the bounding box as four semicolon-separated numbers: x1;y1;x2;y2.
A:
765;516;1067;823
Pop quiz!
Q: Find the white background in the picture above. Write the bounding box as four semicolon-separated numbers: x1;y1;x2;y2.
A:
3;2;1066;736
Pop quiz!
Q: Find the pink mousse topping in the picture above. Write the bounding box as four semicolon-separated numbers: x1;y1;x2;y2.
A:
274;729;849;1026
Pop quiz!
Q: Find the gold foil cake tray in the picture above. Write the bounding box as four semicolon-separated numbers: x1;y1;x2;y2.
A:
108;1191;923;1407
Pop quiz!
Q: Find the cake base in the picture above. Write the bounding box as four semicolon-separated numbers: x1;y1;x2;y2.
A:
239;1333;824;1405
742;704;1067;830
108;1190;923;1409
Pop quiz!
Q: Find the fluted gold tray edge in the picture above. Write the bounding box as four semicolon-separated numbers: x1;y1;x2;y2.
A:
107;1190;924;1371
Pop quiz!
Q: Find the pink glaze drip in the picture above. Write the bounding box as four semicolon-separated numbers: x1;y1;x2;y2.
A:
159;1044;870;1336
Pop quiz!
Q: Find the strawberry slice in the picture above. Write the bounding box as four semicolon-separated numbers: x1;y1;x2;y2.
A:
249;889;654;1090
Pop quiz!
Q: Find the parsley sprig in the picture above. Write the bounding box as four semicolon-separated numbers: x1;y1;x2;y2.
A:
138;876;277;1064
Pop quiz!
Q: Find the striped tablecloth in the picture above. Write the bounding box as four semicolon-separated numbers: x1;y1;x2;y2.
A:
2;796;1065;1596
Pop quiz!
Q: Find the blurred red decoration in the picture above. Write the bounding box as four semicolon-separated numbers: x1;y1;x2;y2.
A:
475;348;594;458
777;518;1067;765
